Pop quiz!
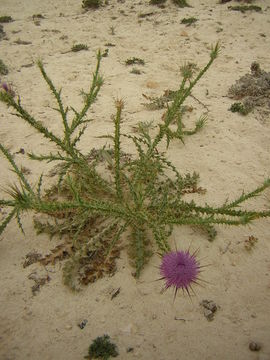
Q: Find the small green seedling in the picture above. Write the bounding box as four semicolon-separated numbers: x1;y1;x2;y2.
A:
181;17;198;26
0;16;13;23
109;26;115;35
32;14;45;20
229;102;251;115
149;0;167;5
228;5;262;13
130;68;142;75
71;44;89;52
102;49;109;57
125;57;145;66
0;59;8;75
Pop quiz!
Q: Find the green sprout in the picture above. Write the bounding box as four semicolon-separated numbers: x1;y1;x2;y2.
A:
228;5;262;13
0;16;13;23
181;17;198;26
0;59;8;75
71;43;89;52
229;102;251;115
125;57;145;66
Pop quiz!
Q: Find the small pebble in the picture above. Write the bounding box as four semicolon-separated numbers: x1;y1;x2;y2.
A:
204;309;214;321
249;341;261;352
78;319;88;329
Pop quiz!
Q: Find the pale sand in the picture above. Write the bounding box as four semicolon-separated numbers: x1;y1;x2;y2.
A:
0;1;270;359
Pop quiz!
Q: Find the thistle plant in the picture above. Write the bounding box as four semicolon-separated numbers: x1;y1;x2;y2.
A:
0;44;269;291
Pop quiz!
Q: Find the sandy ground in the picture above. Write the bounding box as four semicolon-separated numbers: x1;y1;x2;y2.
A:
0;0;270;359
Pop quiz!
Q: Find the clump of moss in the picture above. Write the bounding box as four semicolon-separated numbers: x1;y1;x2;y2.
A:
229;102;251;115
82;0;102;9
0;16;13;23
0;59;8;75
181;17;198;26
228;5;262;13
125;57;145;66
71;43;89;52
86;335;118;360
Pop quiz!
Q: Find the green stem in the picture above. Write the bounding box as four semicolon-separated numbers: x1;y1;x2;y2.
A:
37;60;71;147
114;100;123;200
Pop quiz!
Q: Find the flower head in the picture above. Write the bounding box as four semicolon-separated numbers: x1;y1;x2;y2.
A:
160;249;200;298
0;81;15;97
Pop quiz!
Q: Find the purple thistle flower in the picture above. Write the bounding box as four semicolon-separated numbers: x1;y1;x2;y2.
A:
160;249;201;299
0;81;15;97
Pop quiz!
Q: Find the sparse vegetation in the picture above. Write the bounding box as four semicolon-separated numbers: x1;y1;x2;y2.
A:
125;57;145;66
0;45;269;290
220;0;254;3
150;0;167;5
0;59;8;75
86;335;118;360
172;0;191;7
32;14;45;20
71;43;89;52
228;5;262;12
0;16;13;23
130;68;142;75
82;0;102;9
244;235;258;251
109;26;115;35
181;17;198;26
229;102;251;115
228;62;270;116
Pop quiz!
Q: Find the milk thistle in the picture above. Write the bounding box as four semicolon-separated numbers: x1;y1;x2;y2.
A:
160;249;201;299
0;44;269;290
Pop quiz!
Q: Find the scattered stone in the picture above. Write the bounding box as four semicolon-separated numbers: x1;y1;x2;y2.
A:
78;319;88;329
23;251;42;268
200;300;218;321
180;30;188;37
15;148;25;155
28;272;50;295
121;323;138;334
203;309;214;321
111;287;121;300
249;341;261;352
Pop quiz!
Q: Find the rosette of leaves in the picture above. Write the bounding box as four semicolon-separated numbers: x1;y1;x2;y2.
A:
0;44;269;289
